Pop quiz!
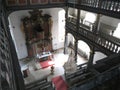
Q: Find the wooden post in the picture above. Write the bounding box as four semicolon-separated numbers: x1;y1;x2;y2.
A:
74;39;78;62
64;6;69;54
93;14;101;34
87;47;95;69
64;32;68;54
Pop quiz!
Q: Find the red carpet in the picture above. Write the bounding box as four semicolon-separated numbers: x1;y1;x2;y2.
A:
52;76;68;90
40;60;54;69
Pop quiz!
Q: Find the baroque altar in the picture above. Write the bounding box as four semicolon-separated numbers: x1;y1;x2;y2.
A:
22;9;53;57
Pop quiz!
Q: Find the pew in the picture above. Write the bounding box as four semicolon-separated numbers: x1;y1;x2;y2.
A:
30;82;54;90
67;72;93;86
65;66;94;86
65;63;88;80
66;68;86;80
25;77;54;90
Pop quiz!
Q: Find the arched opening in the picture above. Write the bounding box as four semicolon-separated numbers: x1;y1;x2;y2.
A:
67;33;75;53
113;23;120;38
83;12;96;24
77;40;90;65
83;12;96;31
93;51;107;64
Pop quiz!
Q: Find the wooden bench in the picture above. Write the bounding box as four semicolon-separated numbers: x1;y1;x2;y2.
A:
25;77;54;90
65;63;88;80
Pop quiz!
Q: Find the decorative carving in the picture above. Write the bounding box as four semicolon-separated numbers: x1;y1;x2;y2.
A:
22;9;53;57
63;51;77;74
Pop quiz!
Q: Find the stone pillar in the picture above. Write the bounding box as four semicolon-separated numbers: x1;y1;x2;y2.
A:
87;48;95;69
74;39;78;62
64;32;68;54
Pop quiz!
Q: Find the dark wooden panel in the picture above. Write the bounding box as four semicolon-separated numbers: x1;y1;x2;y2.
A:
59;0;65;2
40;0;48;4
30;0;39;4
7;0;17;5
18;0;27;5
50;0;58;3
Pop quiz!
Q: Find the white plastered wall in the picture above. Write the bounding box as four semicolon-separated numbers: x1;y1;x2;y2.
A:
8;8;65;59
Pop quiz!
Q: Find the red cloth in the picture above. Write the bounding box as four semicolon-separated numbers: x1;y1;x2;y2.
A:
40;60;54;69
52;76;68;90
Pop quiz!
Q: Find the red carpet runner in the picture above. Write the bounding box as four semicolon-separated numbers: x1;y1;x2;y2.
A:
52;76;68;90
40;60;54;69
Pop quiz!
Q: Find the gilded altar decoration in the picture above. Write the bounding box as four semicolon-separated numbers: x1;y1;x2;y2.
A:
22;9;53;57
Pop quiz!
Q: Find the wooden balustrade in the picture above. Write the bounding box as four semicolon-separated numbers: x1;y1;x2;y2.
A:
25;77;54;90
67;53;120;90
65;65;87;80
6;0;65;6
68;0;120;13
66;18;120;53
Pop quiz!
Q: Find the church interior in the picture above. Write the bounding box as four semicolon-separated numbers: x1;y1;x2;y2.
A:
0;0;120;90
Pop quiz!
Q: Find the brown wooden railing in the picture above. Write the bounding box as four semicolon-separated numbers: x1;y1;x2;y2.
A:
68;0;120;13
6;0;65;6
66;18;120;53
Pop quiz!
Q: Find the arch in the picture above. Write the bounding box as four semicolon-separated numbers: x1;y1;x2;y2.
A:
83;12;96;24
93;51;107;64
78;40;91;60
67;33;75;46
113;23;120;39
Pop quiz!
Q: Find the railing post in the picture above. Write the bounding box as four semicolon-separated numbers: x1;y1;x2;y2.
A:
98;0;103;8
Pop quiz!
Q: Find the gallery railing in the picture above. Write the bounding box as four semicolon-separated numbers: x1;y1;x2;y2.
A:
66;52;120;90
66;18;120;53
68;0;120;13
5;0;65;6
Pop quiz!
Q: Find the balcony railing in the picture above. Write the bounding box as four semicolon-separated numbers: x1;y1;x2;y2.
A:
67;0;120;18
66;18;120;53
6;0;65;6
68;0;120;13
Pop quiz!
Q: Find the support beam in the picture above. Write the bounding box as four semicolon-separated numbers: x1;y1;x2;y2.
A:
74;8;80;62
76;9;80;31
